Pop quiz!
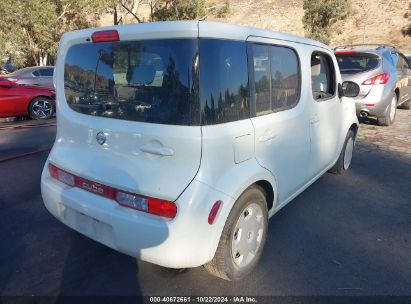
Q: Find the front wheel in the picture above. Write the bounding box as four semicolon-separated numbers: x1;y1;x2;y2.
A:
204;186;268;281
329;130;355;175
29;97;54;120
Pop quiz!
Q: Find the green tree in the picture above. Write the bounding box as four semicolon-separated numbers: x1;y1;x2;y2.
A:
0;0;107;67
302;0;351;45
150;0;208;21
147;0;229;22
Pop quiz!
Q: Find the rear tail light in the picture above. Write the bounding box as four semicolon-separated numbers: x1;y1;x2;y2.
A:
91;30;119;43
7;78;18;83
49;163;75;186
362;73;390;85
48;163;177;218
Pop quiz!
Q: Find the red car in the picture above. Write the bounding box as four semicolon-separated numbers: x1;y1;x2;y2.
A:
0;77;55;120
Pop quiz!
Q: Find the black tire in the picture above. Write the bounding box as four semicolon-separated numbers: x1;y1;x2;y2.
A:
204;186;268;281
399;100;410;110
329;130;355;175
377;94;397;126
29;97;54;120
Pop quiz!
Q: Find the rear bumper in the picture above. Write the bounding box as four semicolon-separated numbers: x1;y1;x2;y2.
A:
41;162;233;268
354;85;393;117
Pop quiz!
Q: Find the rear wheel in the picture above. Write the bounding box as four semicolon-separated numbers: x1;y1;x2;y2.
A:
329;130;355;175
29;97;54;120
204;186;268;281
377;94;397;126
399;99;410;110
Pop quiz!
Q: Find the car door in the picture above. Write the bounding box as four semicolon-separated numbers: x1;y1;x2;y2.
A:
38;68;54;89
248;38;311;205
0;79;21;116
398;53;411;102
308;50;342;176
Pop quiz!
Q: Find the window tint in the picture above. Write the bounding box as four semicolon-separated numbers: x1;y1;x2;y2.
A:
398;54;409;69
251;43;300;115
199;39;249;125
32;70;40;77
391;52;399;67
382;51;394;66
311;52;336;100
40;68;54;77
253;45;271;115
64;39;200;125
336;53;380;74
271;46;300;111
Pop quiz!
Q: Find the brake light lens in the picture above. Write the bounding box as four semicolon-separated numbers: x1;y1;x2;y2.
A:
362;73;390;85
49;163;75;186
91;30;119;43
335;51;357;55
48;163;177;218
116;191;148;211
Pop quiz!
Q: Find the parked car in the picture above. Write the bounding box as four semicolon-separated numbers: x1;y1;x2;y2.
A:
335;44;411;126
0;77;55;119
1;61;16;73
41;21;359;280
5;66;54;90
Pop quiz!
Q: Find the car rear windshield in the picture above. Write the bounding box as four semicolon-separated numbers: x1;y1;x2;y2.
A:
336;53;380;74
64;39;200;125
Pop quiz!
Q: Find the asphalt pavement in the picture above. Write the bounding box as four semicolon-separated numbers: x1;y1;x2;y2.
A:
0;113;410;298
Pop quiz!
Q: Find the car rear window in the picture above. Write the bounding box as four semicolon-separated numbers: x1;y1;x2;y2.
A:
336;53;380;74
64;39;200;125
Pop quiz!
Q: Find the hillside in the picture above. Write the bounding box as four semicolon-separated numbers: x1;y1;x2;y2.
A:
209;0;411;53
101;0;411;54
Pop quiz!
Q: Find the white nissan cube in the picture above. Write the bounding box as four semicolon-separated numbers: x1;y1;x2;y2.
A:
41;21;360;280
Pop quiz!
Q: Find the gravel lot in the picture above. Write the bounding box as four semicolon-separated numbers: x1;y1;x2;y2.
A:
0;110;410;298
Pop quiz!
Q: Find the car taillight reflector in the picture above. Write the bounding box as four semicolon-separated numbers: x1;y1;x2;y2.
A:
208;200;223;225
91;30;119;43
48;163;177;218
362;73;390;85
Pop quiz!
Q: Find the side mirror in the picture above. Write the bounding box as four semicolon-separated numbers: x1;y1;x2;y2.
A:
0;78;13;88
341;81;360;98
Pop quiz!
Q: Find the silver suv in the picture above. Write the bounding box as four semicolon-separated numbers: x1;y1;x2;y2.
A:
335;44;411;126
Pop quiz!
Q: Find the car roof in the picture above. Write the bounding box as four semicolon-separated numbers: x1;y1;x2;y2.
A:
61;20;330;51
7;66;55;77
334;44;397;56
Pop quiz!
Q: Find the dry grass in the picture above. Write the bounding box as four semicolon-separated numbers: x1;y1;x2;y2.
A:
99;0;411;53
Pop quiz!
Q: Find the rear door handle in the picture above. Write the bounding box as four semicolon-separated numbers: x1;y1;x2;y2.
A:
310;116;320;125
258;132;277;142
139;145;174;156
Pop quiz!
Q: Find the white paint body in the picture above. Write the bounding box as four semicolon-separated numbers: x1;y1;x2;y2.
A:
41;21;359;268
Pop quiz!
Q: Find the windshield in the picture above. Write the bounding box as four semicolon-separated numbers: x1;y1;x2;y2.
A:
336;53;380;74
64;39;200;125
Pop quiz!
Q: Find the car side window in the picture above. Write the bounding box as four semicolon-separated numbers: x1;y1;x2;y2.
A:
40;68;54;77
32;70;40;77
271;46;300;111
199;39;249;125
311;52;336;101
251;43;301;116
398;54;410;69
253;44;271;115
382;51;394;66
